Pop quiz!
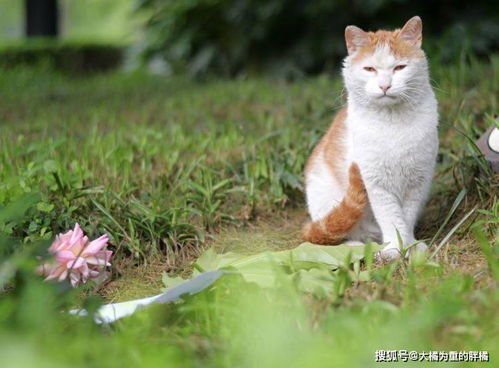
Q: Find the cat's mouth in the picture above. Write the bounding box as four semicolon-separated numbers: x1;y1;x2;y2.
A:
378;94;396;100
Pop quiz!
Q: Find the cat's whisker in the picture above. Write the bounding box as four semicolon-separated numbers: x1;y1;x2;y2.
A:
330;87;348;110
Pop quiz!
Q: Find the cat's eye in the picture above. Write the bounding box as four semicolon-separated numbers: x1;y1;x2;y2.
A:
363;66;376;72
394;65;407;71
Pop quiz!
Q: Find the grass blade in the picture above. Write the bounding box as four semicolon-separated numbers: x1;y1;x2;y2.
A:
473;227;499;281
429;189;467;247
430;206;477;259
91;199;128;238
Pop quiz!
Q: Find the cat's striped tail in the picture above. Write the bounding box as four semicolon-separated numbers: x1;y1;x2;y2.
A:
302;163;367;245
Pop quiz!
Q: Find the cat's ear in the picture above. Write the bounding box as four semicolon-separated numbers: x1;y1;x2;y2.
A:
345;25;368;55
399;16;422;48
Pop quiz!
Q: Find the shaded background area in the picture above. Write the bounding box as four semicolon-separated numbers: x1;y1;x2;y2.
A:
137;0;499;77
0;0;497;76
0;0;140;42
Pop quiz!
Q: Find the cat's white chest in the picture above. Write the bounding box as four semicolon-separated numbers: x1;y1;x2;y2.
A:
347;109;438;194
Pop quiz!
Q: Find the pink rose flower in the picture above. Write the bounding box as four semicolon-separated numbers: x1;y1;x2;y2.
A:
37;223;112;287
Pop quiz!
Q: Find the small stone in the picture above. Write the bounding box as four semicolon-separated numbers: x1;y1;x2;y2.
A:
476;125;499;174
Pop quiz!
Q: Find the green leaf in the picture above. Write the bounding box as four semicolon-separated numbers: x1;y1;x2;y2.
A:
294;268;337;297
194;247;221;272
288;242;377;268
0;193;41;223
36;202;54;213
225;261;283;288
161;272;188;291
43;159;58;173
192;242;384;292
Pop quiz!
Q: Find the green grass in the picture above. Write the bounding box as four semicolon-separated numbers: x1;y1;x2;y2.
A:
0;55;498;367
0;66;335;262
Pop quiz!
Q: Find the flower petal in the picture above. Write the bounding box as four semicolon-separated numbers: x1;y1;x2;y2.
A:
85;256;105;266
48;237;63;253
67;257;85;270
71;223;83;242
88;269;100;278
70;272;80;287
55;250;75;264
56;268;68;282
42;265;60;280
104;250;113;263
82;235;109;256
68;223;86;249
36;263;51;276
80;263;89;279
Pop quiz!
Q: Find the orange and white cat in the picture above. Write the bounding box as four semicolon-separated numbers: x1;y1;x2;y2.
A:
303;16;438;260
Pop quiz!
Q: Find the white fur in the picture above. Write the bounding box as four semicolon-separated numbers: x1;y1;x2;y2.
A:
306;42;438;260
305;153;344;221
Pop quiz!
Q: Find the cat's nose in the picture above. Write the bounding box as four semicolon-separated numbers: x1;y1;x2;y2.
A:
379;85;391;93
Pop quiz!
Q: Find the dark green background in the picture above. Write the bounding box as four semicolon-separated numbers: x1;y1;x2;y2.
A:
138;0;499;76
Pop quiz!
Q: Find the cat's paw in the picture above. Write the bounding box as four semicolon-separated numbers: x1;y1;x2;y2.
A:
376;246;401;262
405;241;428;259
343;240;364;247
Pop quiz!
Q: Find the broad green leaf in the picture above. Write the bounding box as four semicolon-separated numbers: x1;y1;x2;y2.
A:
287;242;377;267
224;261;284;288
194;247;219;272
36;202;55;213
161;272;188;291
294;268;337;297
192;242;383;293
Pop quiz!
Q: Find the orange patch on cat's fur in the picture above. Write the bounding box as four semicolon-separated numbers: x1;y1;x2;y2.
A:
303;108;368;245
302;163;367;245
305;107;347;186
352;30;424;63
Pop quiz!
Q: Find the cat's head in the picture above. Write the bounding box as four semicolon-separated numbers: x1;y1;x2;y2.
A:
342;16;429;108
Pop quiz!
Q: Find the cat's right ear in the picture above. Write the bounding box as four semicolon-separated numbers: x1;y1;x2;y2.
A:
345;26;368;55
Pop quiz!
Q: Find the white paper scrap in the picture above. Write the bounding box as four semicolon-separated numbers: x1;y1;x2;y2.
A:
71;270;224;324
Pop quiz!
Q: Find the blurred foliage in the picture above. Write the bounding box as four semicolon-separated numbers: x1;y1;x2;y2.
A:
0;0;23;40
0;0;140;43
0;40;125;74
60;0;142;43
137;0;499;77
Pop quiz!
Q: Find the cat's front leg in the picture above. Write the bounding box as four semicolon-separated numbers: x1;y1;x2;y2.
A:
401;178;433;255
365;185;411;260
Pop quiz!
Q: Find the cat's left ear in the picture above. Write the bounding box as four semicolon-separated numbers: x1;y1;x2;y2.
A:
398;16;423;48
345;25;368;55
